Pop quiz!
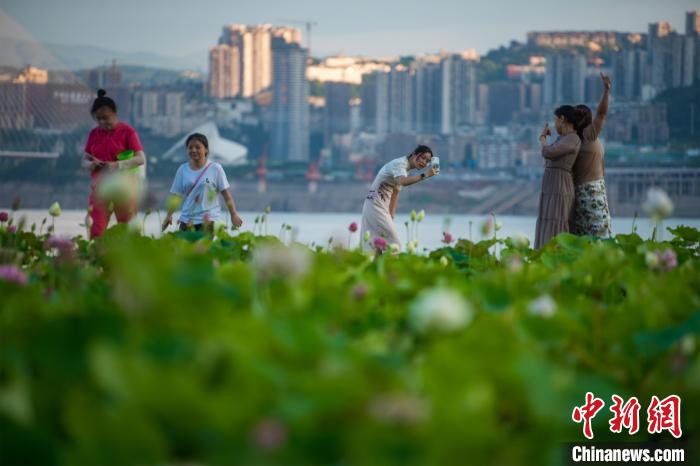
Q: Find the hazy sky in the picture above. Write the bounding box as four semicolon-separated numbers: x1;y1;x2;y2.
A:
1;0;697;60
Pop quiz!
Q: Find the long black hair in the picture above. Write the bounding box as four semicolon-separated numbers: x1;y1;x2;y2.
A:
90;88;117;115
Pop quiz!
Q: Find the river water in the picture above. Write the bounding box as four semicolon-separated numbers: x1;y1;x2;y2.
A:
9;209;699;251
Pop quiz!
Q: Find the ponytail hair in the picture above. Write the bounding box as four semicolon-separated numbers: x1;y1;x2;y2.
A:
554;105;585;139
90;89;117;115
575;104;592;137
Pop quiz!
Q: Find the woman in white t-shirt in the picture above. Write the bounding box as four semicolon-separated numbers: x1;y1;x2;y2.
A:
361;145;438;251
162;133;243;232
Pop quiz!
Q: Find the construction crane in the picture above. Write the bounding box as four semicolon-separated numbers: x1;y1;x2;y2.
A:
278;19;318;55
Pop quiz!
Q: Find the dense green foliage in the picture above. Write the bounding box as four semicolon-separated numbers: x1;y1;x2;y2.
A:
0;221;699;465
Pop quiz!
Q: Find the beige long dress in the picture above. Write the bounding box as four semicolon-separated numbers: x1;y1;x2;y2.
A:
534;132;581;249
361;156;409;251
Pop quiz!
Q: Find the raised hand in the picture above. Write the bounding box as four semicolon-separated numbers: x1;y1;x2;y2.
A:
600;72;612;91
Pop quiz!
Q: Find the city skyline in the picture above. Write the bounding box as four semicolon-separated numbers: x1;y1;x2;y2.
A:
1;0;699;70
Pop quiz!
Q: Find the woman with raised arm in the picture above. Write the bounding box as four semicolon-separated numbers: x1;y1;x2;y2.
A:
82;89;146;238
535;106;583;249
571;73;612;237
360;145;439;251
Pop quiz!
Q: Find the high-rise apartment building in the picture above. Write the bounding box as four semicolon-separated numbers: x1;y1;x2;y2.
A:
270;38;309;162
543;52;586;106
325;81;352;135
440;53;477;134
412;56;441;133
209;24;300;99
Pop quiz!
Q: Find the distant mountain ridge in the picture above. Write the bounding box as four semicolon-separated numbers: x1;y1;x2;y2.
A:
0;36;205;71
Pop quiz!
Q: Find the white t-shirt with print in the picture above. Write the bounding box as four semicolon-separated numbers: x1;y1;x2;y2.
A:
365;156;409;209
170;162;230;224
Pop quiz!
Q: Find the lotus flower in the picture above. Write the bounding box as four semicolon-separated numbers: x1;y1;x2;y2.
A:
643;188;673;221
48;202;61;217
511;233;530;249
252;418;286;451
348;222;358;233
409;287;473;333
647;248;677;272
527;294;556;318
252;243;311;282
0;264;28;286
442;232;453;244
0;212;8;223
372;236;388;251
481;216;493;236
352;282;368;300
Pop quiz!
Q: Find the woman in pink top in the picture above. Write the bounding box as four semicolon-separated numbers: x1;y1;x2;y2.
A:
82;89;146;238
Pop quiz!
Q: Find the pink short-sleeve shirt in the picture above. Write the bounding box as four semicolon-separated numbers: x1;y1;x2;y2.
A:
84;122;143;178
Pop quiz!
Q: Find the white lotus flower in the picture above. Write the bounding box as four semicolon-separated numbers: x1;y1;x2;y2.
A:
642;188;673;220
409;288;474;334
252;243;311;282
527;294;556;318
48;202;61;217
645;251;660;269
97;171;144;204
511;233;530;249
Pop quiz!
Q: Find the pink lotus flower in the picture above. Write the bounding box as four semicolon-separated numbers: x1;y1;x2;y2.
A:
481;216;493;236
658;248;678;272
46;235;74;252
0;265;28;286
0;212;8;223
348;222;358;233
373;236;388;251
7;226;17;234
252;418;286;451
46;236;76;261
442;232;453;244
352;282;368;300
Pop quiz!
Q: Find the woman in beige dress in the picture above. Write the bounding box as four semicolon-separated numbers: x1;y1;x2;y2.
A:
571;73;612;237
535;106;583;249
361;145;438;251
